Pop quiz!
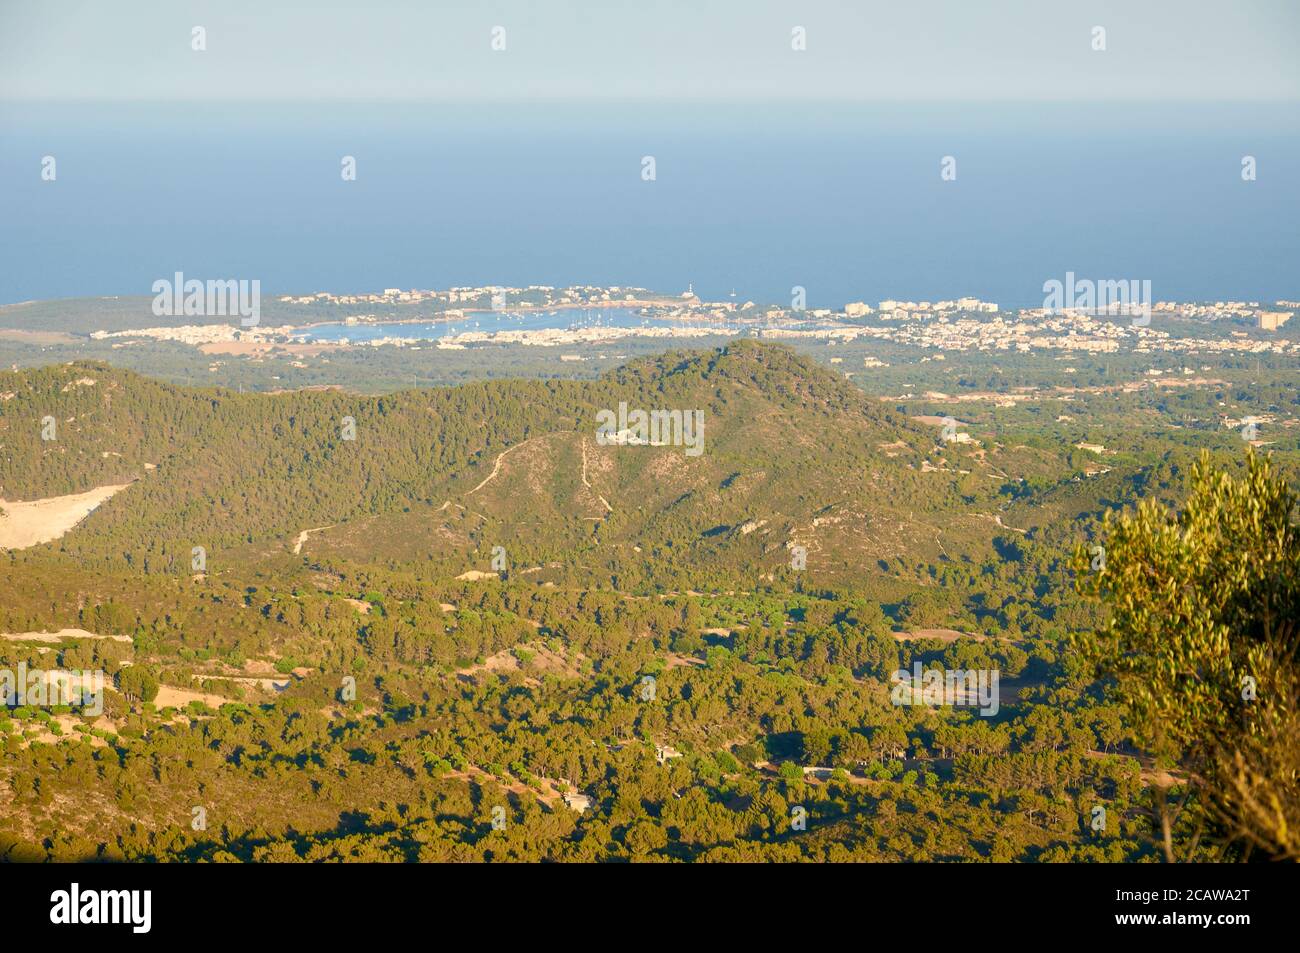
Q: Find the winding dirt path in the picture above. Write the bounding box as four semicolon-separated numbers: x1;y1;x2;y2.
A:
469;442;529;494
292;525;334;555
581;437;614;513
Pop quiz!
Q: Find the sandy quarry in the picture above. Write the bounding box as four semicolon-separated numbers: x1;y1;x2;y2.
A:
0;483;131;549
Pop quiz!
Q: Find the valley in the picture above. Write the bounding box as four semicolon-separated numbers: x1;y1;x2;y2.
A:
0;340;1296;862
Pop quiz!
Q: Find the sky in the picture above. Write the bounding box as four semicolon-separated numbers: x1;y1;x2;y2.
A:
1;2;1296;307
1;0;1298;102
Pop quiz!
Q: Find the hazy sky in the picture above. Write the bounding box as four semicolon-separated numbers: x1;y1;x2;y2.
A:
2;0;1297;102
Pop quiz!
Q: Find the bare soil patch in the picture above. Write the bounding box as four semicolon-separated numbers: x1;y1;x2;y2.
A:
0;483;132;549
0;628;131;644
893;628;984;643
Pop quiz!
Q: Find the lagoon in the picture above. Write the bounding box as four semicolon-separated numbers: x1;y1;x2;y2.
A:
298;307;712;342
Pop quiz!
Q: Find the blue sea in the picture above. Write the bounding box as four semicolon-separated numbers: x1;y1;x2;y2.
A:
1;102;1297;312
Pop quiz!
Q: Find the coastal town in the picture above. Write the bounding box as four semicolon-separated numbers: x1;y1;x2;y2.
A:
78;284;1299;361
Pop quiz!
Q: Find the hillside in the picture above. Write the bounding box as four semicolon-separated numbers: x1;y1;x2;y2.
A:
1;342;1033;588
0;341;1219;865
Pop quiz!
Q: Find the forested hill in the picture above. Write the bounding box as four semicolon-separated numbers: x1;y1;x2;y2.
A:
5;341;1239;866
1;341;1000;583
